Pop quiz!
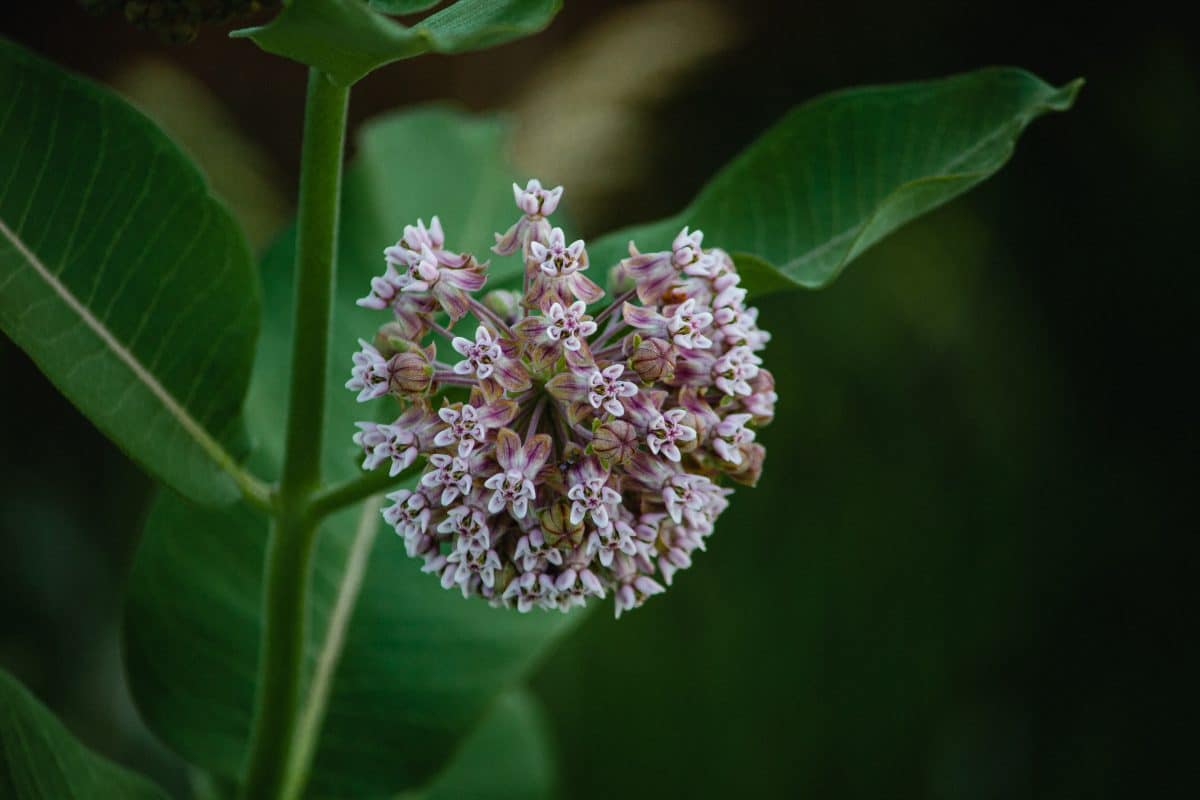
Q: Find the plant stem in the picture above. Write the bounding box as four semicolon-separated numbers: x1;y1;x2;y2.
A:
591;288;633;327
282;495;385;800
466;296;513;336
280;70;349;499
242;512;318;800
241;68;349;800
526;395;548;440
309;465;418;519
429;319;457;340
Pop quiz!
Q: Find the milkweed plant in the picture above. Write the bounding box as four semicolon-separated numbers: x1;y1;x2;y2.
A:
0;2;1080;798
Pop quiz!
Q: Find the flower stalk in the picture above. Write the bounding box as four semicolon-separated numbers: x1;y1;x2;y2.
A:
241;68;349;800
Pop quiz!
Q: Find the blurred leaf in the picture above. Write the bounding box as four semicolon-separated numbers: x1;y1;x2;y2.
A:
588;68;1081;294
370;0;443;12
110;57;290;251
234;0;562;86
0;669;169;799
400;688;556;800
0;38;260;506
124;107;577;797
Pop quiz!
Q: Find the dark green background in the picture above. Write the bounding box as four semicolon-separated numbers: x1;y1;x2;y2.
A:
1;1;1194;797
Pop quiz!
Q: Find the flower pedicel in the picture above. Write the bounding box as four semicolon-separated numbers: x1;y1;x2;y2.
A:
348;179;777;617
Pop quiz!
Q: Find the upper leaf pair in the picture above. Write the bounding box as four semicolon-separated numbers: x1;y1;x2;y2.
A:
234;0;564;86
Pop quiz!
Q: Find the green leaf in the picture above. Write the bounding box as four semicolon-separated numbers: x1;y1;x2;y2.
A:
0;38;262;506
234;0;562;87
124;107;577;797
0;669;169;799
588;68;1082;294
369;0;443;13
400;688;556;800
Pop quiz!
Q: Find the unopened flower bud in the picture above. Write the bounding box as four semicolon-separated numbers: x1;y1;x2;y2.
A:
673;410;701;454
745;368;778;425
591;420;637;468
374;322;410;358
630;337;676;383
727;442;766;487
389;347;435;396
540;501;585;548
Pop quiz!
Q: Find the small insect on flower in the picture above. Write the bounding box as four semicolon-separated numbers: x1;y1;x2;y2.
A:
350;180;775;617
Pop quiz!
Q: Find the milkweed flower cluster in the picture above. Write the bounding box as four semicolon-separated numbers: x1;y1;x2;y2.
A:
347;179;777;617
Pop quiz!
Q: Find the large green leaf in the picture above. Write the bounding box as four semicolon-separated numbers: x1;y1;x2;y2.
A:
0;669;169;799
588;68;1081;294
0;38;261;506
401;688;556;800
369;0;443;13
234;0;562;87
124;108;575;797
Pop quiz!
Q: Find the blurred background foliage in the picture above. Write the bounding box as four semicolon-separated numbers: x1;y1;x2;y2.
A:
1;0;1194;797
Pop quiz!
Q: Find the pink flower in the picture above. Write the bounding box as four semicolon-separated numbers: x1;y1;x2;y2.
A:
587;363;638;417
437;506;491;555
355;263;404;310
404;245;488;322
712;345;761;397
585;521;639;567
451;325;503;380
712;413;755;464
493;179;563;256
646;408;697;462
672;226;715;272
743;369;778;423
567;458;622;527
531;228;586;278
345;339;391;402
382;489;431;549
618;241;678;306
421;453;472;506
433;398;517;457
353;421;418;476
446;535;502;594
483;428;552;519
526;228;604;309
544;301;597;351
515;179;563;217
372;218;486;321
666;298;714;350
514;528;564;572
347;181;776;618
501;571;555;613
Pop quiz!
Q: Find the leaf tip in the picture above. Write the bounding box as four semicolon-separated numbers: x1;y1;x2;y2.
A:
1050;77;1085;111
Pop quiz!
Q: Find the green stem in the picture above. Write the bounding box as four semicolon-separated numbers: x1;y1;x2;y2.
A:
241;512;318;799
240;69;349;800
309;464;419;520
282;495;385;799
280;70;349;498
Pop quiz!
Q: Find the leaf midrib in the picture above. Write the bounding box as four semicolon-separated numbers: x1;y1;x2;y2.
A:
286;494;385;796
775;91;1048;277
0;216;250;496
